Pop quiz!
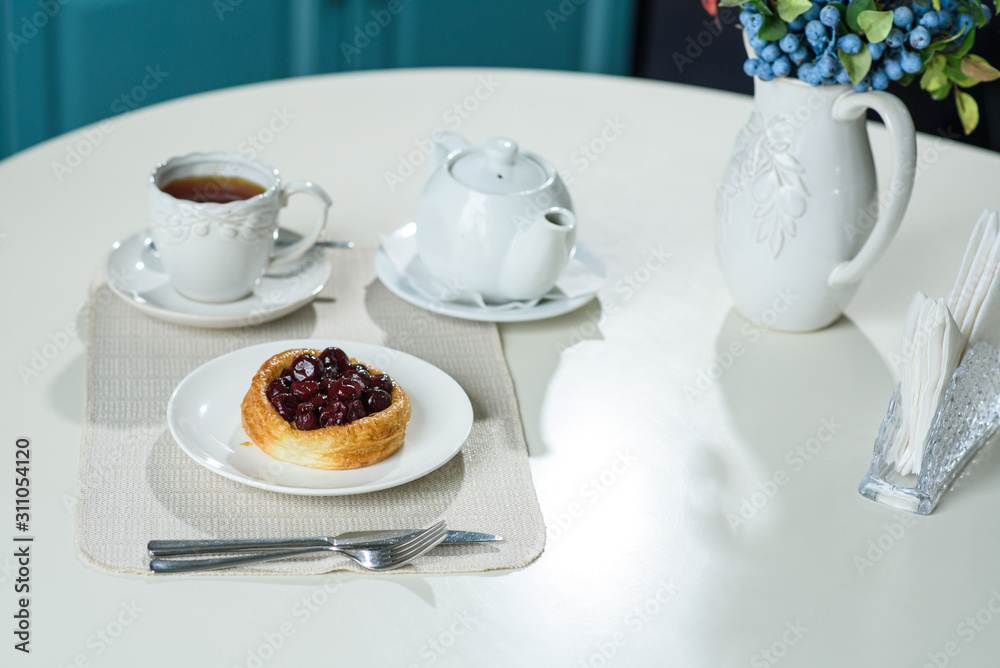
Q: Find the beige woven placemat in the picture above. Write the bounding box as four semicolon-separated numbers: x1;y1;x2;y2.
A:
75;247;546;575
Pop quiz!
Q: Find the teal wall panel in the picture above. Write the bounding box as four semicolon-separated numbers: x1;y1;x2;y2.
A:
359;0;585;71
53;0;291;131
2;0;62;157
0;0;637;159
580;0;638;74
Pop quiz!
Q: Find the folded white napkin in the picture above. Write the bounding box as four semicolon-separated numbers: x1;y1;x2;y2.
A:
888;293;965;475
947;210;1000;348
888;209;1000;475
379;226;605;310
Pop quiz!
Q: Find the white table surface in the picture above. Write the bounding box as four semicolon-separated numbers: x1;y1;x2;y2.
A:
2;67;1000;667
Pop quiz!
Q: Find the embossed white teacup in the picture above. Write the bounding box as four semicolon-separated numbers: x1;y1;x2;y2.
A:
148;151;332;303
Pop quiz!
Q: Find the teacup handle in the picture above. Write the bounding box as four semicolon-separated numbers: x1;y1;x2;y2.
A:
827;91;916;288
269;180;333;269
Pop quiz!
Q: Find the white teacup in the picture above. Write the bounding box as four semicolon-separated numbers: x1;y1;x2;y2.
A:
148;151;332;303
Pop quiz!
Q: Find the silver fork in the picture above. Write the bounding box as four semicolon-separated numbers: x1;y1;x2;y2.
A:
150;521;447;573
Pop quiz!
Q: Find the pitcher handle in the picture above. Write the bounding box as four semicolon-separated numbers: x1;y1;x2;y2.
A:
828;91;916;288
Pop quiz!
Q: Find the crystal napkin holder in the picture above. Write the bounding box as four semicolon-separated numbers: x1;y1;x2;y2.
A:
859;341;1000;515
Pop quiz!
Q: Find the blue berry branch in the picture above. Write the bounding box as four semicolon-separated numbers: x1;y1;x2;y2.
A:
713;0;1000;133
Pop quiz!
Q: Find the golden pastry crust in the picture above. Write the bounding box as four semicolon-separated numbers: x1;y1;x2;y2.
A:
241;348;411;470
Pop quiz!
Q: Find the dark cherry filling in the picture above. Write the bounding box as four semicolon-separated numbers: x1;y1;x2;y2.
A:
291;354;322;382
271;394;298;421
364;388;392;413
268;347;395;430
320;401;347;427
267;377;291;400
345;400;367;423
290;380;319;401
331;377;364;401
370;374;392;393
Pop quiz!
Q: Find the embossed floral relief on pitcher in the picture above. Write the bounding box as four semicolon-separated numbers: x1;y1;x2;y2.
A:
716;76;916;332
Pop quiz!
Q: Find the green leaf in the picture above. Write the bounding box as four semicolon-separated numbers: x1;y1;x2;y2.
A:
952;27;976;58
721;0;773;15
776;0;813;22
923;58;952;100
961;55;1000;82
932;0;941;8
944;63;981;87
857;10;894;43
955;89;979;135
929;82;953;100
846;0;876;32
839;45;872;85
746;0;775;16
920;54;948;90
969;2;988;27
759;13;788;40
925;28;968;52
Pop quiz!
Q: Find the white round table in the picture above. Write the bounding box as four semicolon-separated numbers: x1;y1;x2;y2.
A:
3;68;999;667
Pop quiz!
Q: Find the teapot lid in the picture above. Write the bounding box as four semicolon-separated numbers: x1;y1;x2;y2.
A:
449;137;550;195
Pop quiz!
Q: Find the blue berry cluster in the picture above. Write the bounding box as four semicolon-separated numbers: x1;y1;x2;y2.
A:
742;0;991;91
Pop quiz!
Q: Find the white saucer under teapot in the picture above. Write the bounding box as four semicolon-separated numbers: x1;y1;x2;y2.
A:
414;132;576;303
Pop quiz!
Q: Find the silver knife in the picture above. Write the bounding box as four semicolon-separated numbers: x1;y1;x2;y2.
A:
147;530;501;557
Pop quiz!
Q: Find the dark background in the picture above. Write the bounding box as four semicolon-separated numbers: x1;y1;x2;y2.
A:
633;1;1000;151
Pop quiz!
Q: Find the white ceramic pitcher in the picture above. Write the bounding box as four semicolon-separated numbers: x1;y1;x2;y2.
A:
716;76;917;332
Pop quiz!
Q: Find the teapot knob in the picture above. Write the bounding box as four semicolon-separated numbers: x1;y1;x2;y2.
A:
485;137;518;167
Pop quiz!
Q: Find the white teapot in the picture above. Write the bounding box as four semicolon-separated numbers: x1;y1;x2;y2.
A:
414;132;576;302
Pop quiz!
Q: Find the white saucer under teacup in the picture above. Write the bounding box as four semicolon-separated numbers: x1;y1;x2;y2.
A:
105;231;332;328
375;223;606;323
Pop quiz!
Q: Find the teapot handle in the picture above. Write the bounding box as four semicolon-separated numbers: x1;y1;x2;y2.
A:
827;91;916;288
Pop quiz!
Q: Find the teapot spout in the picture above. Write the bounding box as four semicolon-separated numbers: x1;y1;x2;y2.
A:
499;207;577;300
428;131;471;174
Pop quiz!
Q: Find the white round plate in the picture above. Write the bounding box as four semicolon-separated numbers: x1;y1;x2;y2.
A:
374;227;604;323
105;231;331;329
166;339;473;496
